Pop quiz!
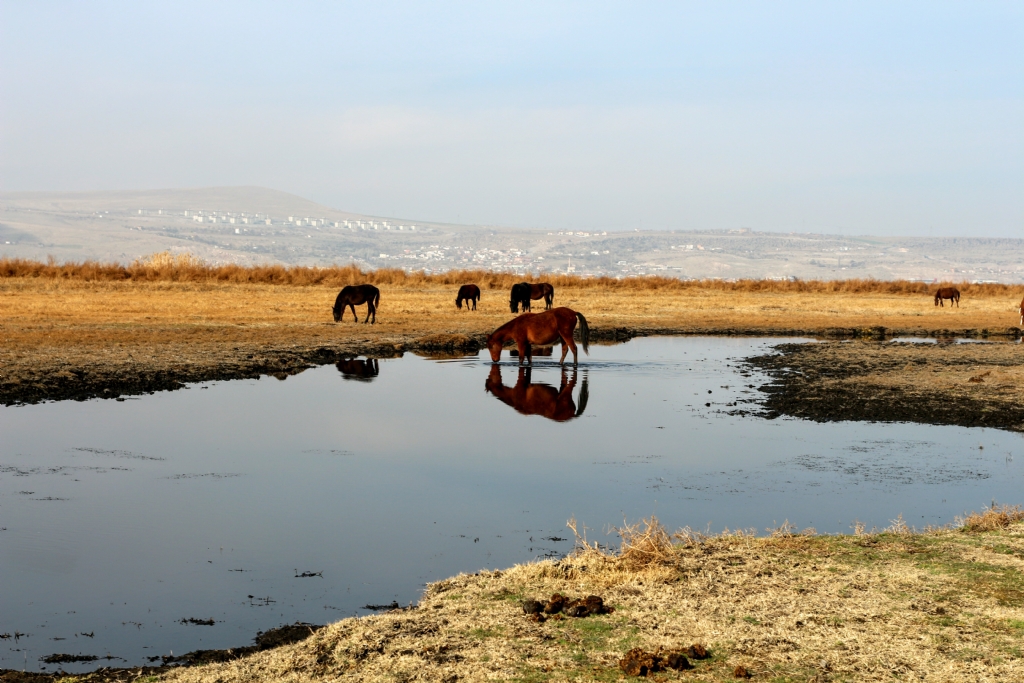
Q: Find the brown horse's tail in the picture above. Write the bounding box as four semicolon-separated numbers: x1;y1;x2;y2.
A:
575;375;589;417
575;312;590;355
374;288;381;309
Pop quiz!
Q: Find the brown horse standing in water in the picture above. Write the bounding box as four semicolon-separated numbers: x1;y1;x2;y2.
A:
455;284;481;310
509;282;554;312
485;365;589;422
487;307;589;365
333;284;380;323
934;287;960;308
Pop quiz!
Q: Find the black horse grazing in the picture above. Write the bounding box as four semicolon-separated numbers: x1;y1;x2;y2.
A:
336;357;379;382
455;284;481;310
509;282;555;313
934;287;960;308
333;284;380;323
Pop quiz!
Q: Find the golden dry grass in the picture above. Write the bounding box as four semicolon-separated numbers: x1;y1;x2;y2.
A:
156;512;1024;682
2;264;1019;405
961;504;1024;533
2;254;1022;298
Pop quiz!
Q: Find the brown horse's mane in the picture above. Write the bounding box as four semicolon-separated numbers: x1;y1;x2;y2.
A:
487;316;524;344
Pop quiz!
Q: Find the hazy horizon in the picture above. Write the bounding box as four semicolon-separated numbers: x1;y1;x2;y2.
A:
2;2;1021;237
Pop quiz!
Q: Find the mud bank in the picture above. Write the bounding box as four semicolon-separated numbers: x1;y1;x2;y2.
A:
746;339;1024;432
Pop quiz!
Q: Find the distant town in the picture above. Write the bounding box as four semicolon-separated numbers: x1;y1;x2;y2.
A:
2;188;1022;283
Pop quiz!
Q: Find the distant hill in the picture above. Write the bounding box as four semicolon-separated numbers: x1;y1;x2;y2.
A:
0;186;355;219
1;187;1022;283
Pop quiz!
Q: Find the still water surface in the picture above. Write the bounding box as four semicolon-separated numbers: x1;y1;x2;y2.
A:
1;337;1021;670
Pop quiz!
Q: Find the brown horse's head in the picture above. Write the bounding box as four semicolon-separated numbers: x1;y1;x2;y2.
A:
332;303;342;322
486;333;503;362
455;297;463;310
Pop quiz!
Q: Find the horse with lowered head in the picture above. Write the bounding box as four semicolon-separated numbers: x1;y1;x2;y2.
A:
487;307;589;366
934;287;960;308
455;284;481;310
333;284;380;323
509;282;554;313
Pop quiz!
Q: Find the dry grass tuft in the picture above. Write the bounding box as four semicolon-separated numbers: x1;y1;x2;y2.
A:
960;503;1024;532
615;515;676;569
2;254;1022;298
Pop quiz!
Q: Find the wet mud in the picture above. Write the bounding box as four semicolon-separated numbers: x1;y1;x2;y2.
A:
746;339;1024;432
0;623;322;683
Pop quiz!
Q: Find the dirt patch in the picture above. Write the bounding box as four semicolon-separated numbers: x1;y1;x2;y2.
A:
746;340;1024;432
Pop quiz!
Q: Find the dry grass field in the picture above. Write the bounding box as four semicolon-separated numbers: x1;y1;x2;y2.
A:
1;254;1021;405
149;510;1024;683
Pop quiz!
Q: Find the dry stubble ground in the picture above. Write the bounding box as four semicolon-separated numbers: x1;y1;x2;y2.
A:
149;516;1024;682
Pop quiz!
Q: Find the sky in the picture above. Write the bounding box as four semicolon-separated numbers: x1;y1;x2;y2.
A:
1;2;1021;236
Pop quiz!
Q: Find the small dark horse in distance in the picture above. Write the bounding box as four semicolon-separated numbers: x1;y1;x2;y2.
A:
485;365;589;422
487;307;589;366
509;282;554;313
934;287;960;308
455;284;481;310
333;284;380;323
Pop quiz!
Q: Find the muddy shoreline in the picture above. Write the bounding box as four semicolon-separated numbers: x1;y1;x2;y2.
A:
0;623;323;683
747;338;1024;432
2;325;1019;407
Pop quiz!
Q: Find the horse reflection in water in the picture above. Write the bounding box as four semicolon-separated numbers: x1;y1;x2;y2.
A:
336;357;379;382
485;365;589;422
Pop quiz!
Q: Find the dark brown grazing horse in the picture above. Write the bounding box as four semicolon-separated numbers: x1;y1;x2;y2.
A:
333;284;380;323
934;287;960;308
509;282;554;313
455;284;481;310
336;357;379;382
485;365;589;422
487;307;589;365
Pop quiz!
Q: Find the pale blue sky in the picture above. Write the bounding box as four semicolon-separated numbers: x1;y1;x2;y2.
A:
1;2;1021;235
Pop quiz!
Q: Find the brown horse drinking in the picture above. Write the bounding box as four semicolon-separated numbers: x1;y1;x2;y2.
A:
509;282;554;313
486;307;589;365
934;287;960;308
455;284;481;310
333;284;380;323
485;365;589;422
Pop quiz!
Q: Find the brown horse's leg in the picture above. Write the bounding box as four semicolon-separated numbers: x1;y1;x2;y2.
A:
559;326;578;365
558;343;568;365
349;304;358;321
366;301;376;324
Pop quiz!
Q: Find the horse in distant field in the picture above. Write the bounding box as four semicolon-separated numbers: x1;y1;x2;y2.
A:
455;284;481;310
336;357;379;382
486;307;589;366
934;287;960;308
485;365;589;422
333;284;380;323
509;282;554;313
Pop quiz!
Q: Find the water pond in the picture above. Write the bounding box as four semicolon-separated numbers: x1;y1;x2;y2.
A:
1;337;1021;671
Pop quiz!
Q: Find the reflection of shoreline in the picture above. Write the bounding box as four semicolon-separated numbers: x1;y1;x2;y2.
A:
336;357;379;382
485;365;588;422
